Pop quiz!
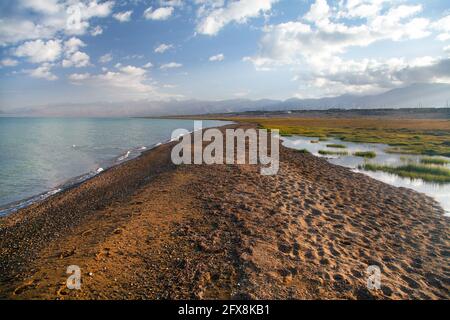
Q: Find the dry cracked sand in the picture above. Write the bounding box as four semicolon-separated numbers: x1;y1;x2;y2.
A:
0;124;449;300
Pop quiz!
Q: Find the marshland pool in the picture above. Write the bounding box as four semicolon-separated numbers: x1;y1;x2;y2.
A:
282;135;450;216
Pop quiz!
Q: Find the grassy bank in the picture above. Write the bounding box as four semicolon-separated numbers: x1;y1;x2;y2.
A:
207;117;450;157
327;144;347;149
360;163;450;183
420;157;450;165
354;151;377;158
319;150;349;156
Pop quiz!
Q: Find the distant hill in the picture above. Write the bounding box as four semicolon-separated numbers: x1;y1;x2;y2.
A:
7;83;450;117
257;83;450;111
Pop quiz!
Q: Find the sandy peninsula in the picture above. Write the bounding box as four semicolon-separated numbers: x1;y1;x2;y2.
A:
0;123;448;299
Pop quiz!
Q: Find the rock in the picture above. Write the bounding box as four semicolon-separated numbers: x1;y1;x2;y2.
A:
278;242;292;253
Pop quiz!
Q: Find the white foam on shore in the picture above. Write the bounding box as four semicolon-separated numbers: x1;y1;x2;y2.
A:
0;188;62;216
118;150;131;161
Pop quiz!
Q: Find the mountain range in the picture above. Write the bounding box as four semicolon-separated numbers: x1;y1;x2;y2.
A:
3;83;450;117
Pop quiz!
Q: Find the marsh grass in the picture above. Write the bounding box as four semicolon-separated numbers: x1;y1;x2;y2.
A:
326;144;347;149
420;157;450;165
319;150;348;156
354;151;377;159
211;117;450;156
296;149;311;154
360;163;450;183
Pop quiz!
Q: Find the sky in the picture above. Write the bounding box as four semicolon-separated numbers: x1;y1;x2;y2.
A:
1;0;450;112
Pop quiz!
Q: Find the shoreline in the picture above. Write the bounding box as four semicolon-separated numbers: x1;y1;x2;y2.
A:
0;120;234;216
0;141;163;217
0;123;448;299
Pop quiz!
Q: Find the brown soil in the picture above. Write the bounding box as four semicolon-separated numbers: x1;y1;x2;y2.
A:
0;124;448;300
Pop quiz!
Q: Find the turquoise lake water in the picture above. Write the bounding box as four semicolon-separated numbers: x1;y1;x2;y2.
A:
0;117;232;214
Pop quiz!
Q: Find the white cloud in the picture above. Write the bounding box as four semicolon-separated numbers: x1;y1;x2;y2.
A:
49;0;114;36
242;56;274;71
304;0;329;22
159;0;184;7
0;1;114;45
160;62;182;69
340;0;390;19
27;62;58;80
62;51;90;68
0;19;52;46
234;90;250;97
196;0;278;36
209;53;224;61
68;72;91;81
86;65;155;93
62;37;90;68
66;64;180;100
113;10;133;22
143;7;174;20
19;0;61;14
1;58;19;67
290;56;450;98
64;37;85;54
437;33;450;41
143;62;153;68
90;25;103;36
123;54;144;60
99;53;113;64
14;39;62;63
239;0;450;96
154;43;173;53
445;46;450;54
245;1;434;70
432;15;450;41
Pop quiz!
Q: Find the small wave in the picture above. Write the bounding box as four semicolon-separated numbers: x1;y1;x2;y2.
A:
96;167;104;173
0;188;62;216
118;151;131;161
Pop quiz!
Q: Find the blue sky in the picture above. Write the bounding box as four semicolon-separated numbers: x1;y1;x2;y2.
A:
1;0;450;112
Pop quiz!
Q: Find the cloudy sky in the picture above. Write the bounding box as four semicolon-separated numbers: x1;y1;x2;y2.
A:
1;0;450;111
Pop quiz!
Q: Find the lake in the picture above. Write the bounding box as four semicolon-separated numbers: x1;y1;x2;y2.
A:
0;117;232;215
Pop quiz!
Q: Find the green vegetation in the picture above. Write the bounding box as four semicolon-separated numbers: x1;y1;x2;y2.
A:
319;137;329;141
354;151;377;159
295;149;311;154
319;150;348;156
360;163;450;183
420;157;450;165
211;117;450;157
399;156;411;162
385;147;420;155
326;144;347;149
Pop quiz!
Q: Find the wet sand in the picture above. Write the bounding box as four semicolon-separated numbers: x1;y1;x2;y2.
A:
0;123;448;299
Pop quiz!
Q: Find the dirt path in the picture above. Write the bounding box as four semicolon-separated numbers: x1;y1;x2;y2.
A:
0;124;448;299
